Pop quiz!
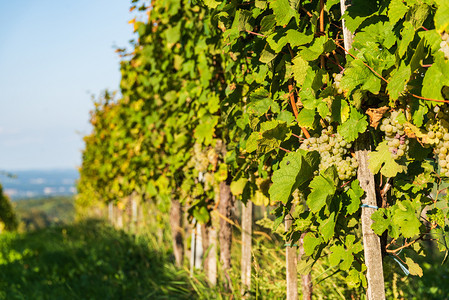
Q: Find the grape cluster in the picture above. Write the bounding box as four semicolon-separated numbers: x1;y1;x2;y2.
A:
300;127;358;180
424;106;449;176
379;111;410;160
291;188;302;207
193;143;209;172
332;73;344;94
439;32;449;59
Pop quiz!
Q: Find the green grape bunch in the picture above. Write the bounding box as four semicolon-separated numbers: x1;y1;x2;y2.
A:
439;32;449;59
424;106;449;176
332;72;344;95
379;111;410;160
299;126;358;181
193;143;209;173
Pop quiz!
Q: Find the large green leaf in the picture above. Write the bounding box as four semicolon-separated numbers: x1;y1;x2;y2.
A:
388;0;409;24
346;180;364;215
392;200;421;238
340;59;381;95
194;116;219;146
435;0;449;33
269;151;318;204
387;63;411;100
337;107;367;143
422;54;449;100
307;173;336;213
258;120;289;153
269;0;298;26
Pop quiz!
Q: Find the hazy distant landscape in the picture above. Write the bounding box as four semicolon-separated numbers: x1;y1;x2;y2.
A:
1;169;78;200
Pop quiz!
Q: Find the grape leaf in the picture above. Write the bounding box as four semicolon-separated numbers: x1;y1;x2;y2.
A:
297;108;315;128
292;56;310;86
307;173;336;213
247;88;279;116
303;232;321;256
368;141;406;177
319;212;336;242
230;177;247;196
422;30;443;54
422;54;449;100
287;29;314;47
405;4;430;29
343;2;378;32
398;22;415;57
277;110;295;124
340;59;381;95
203;0;221;9
388;0;409;24
260;43;277;64
299;36;335;61
371;209;390;235
194;116;219;146
267;29;313;53
392;200;421;238
337;107;368;143
346;180;364;215
329;235;362;270
387;63;411;100
269;151;318;204
258;120;289;153
435;0;449;33
245;132;259;153
405;256;423;277
329;244;353;270
269;0;297;27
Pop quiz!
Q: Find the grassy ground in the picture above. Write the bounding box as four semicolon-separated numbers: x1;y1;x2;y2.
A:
2;197;449;299
0;219;197;300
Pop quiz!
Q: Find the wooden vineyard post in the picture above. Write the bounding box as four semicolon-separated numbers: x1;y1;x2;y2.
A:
286;205;298;300
355;134;386;299
340;1;386;298
299;233;312;300
201;224;209;274
108;202;114;224
170;198;184;267
117;208;123;228
219;180;234;290
131;192;138;233
195;222;203;269
207;211;218;285
241;200;252;296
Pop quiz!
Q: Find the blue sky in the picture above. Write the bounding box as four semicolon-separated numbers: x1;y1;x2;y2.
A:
0;0;136;170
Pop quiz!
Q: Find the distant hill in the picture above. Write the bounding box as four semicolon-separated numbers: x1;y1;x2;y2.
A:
0;169;78;200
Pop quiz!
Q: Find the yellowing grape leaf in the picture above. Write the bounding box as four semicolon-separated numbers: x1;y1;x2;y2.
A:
368;141;406;177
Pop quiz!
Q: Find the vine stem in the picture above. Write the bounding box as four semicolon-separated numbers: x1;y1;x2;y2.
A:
291;132;304;140
279;146;291;153
245;30;266;38
300;6;313;17
287;44;311;139
386;224;437;254
319;0;325;69
288;83;311;139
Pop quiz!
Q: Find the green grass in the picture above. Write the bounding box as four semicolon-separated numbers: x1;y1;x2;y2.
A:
0;219;197;300
3;198;449;300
